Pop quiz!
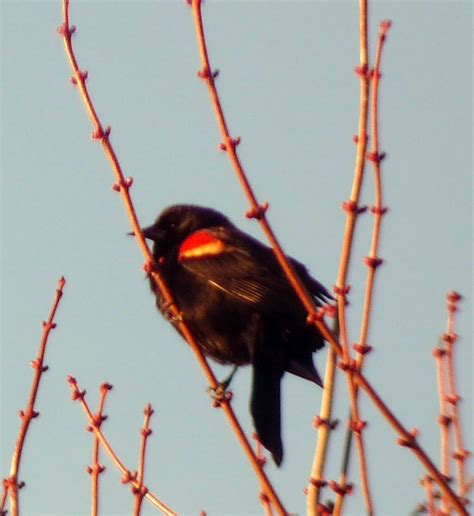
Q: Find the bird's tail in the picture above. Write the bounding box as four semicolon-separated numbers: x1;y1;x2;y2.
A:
250;356;284;466
248;315;287;466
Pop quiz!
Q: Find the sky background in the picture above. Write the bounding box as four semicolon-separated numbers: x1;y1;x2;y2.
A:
1;1;472;515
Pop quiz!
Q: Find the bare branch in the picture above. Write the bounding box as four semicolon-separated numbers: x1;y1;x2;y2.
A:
67;377;176;515
5;277;66;516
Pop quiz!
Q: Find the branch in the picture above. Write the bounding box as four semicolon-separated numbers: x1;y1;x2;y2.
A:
87;382;112;516
443;292;471;499
356;20;391;363
67;377;175;515
335;18;392;515
4;277;66;516
133;404;154;516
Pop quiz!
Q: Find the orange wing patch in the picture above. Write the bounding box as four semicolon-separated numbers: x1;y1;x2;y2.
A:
178;230;229;261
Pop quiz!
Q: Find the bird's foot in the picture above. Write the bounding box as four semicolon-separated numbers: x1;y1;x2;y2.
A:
160;300;183;324
219;365;238;391
207;367;238;407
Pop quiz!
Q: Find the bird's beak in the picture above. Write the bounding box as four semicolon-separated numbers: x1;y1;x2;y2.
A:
128;225;164;242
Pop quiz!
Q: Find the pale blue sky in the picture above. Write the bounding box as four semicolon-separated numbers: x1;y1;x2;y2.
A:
1;1;472;515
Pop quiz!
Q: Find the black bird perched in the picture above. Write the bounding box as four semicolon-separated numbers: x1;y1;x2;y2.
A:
140;204;331;466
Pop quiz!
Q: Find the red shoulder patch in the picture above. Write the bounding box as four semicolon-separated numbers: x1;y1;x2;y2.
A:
178;230;227;261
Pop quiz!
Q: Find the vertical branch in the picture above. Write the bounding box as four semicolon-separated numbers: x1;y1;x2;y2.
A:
443;292;470;499
332;0;374;512
306;348;338;513
87;382;112;516
335;0;370;361
133;404;154;516
6;277;66;516
420;476;437;515
356;19;391;368
332;423;354;515
433;346;451;487
0;485;8;516
310;16;392;516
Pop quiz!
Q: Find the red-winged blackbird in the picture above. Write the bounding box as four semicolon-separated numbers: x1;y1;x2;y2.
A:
141;204;331;466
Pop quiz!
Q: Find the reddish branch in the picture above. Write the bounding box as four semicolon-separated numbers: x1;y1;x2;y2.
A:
335;19;392;515
188;1;468;513
443;292;470;498
433;347;452;489
87;382;112;516
67;377;175;515
133;404;154;516
58;1;284;512
307;347;338;513
356;20;391;361
420;476;437;514
2;277;66;516
330;0;375;511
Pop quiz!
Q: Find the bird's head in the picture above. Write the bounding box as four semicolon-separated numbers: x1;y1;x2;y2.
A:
138;204;232;256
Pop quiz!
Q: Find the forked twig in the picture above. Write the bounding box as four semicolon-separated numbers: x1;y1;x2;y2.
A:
67;377;175;515
58;1;284;512
3;277;66;516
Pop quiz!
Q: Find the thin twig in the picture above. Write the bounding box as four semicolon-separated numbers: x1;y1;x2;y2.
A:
58;2;285;512
443;292;470;498
5;277;66;516
333;0;374;511
1;479;9;515
356;21;390;364
67;377;175;515
87;382;112;516
133;404;154;516
433;345;451;514
338;19;391;514
333;415;355;515
307;349;338;510
251;434;273;516
307;317;339;511
420;476;438;515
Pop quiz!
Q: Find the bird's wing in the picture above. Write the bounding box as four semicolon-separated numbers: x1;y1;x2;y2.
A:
177;227;332;316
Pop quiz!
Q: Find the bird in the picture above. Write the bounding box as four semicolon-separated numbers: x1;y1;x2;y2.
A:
140;204;331;466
